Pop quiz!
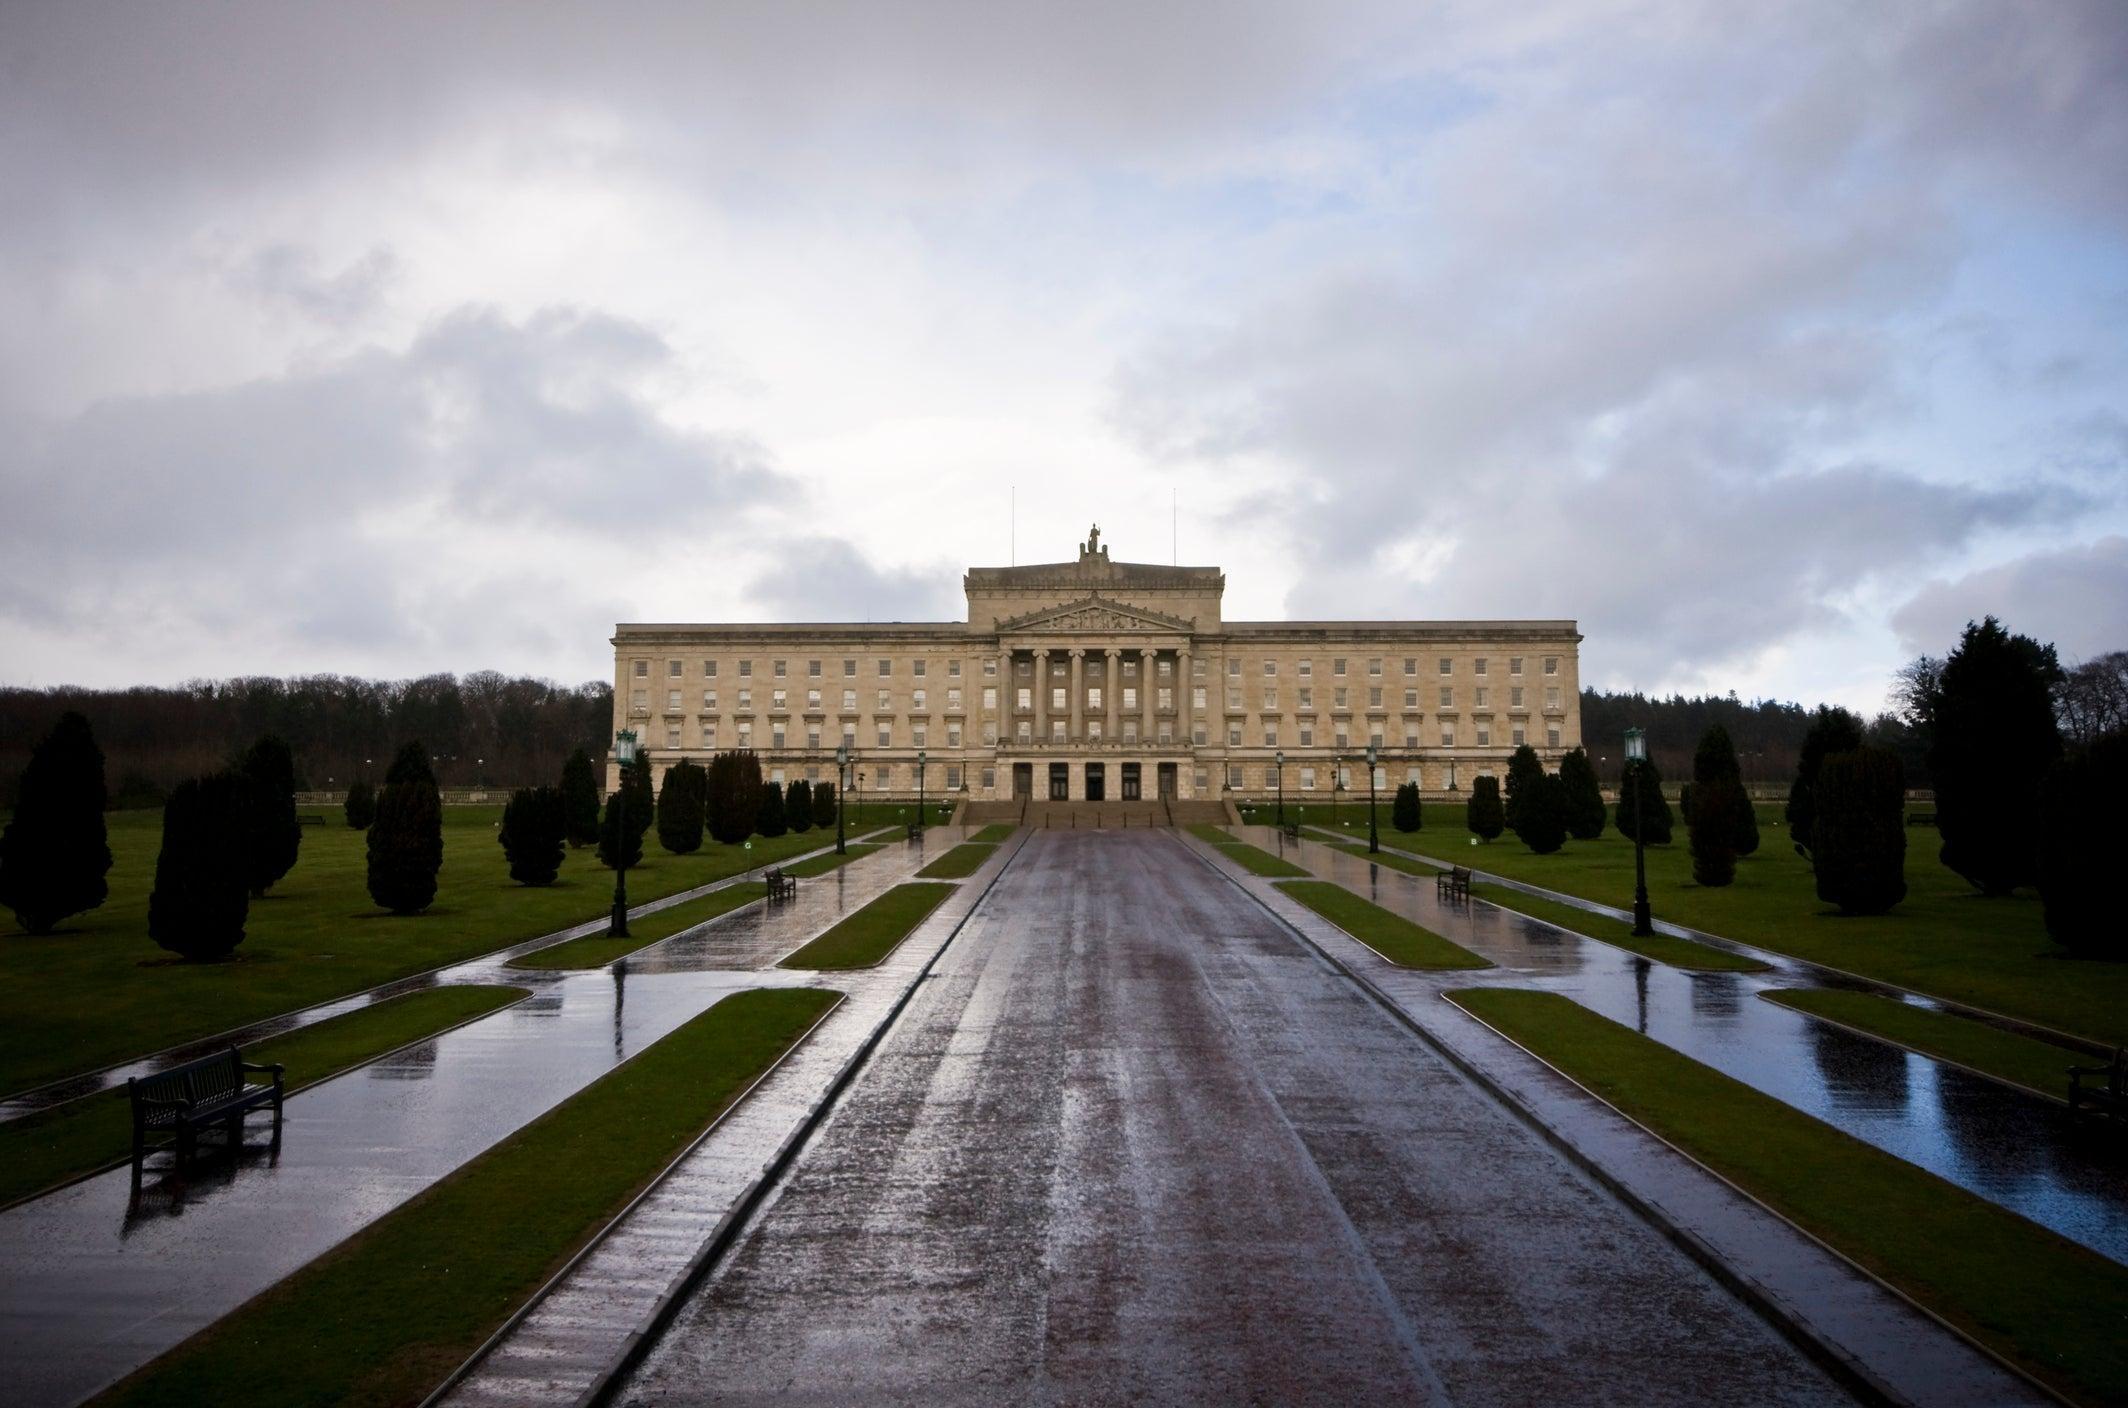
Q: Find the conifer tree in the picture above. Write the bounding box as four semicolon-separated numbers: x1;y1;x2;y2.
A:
148;772;250;959
1392;781;1421;832
656;760;707;855
1692;724;1759;857
1689;774;1740;887
1466;775;1505;841
1813;747;1906;915
1930;616;2064;895
2039;735;2127;956
707;751;764;845
235;734;301;897
1557;747;1606;841
1614;756;1674;844
500;785;567;885
343;778;376;830
812;780;838;829
0;711;113;935
1503;745;1545;832
559;748;601;847
597;790;644;871
786;779;813;833
1786;706;1863;864
1513;772;1569;854
624;751;656;849
385;740;437;788
367;770;443;914
756;778;788;838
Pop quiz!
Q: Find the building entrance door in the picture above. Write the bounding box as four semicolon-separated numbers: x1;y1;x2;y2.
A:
1120;763;1141;800
1048;763;1069;800
1084;763;1105;800
1012;762;1032;798
1158;762;1178;798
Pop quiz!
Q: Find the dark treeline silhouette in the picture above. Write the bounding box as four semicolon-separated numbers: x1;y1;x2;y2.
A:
1581;690;1825;786
0;673;612;806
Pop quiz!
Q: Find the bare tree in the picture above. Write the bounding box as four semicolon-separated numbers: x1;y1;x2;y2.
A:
2058;651;2128;747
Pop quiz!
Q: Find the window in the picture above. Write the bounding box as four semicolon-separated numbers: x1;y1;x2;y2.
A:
665;725;680;747
1544;656;1560;675
1333;657;1347;676
1262;725;1278;747
1510;656;1524;675
666;689;681;711
1369;687;1382;707
806;688;821;708
947;723;962;747
770;767;785;786
1404;727;1419;748
983;658;997;676
842;722;856;746
1017;687;1032;710
1298;659;1313;677
773;659;787;678
1228;724;1242;745
1227;659;1241;676
1228;765;1244;789
633;660;649;678
842;689;856;709
704;660;717;677
1158;659;1173;679
981;766;996;790
1051;686;1066;710
700;723;716;748
1298;725;1314;746
737;721;753;747
949;660;961;677
983;686;997;711
1193;657;1207;678
1017;721;1032;741
1440;723;1455;747
945;764;961;789
1474;658;1488;676
913;689;927;710
1050;720;1065;742
844;659;856;677
772;725;786;748
1475;721;1491;746
876;689;890;710
772;688;787;709
738;659;752;677
1088;720;1103;740
1298;687;1313;708
1334;686;1348;708
1474;687;1489;708
983;721;998;745
1195;767;1210;791
805;765;819;781
1372;765;1386;789
1158;722;1173;743
1262;688;1276;710
878;658;892;676
1512;724;1526;746
947;688;961;709
1053;658;1067;678
1300;767;1317;791
1438;686;1453;708
1404;689;1418;708
1546;686;1562;710
1263;660;1276;676
1226;688;1242;710
1547;724;1562;748
1123;687;1137;710
1335;726;1349;748
1403;658;1417;676
1368;658;1382;677
1193;725;1208;745
1438;657;1452;675
668;660;682;677
913;659;926;677
877;725;891;747
738;687;752;709
1088;686;1103;709
806;727;821;748
1192;686;1206;710
703;690;718;710
1511;686;1524;708
873;765;891;787
808;659;822;678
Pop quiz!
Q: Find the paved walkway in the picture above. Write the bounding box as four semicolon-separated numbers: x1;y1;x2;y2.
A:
0;827;964;1408
612;830;1856;1407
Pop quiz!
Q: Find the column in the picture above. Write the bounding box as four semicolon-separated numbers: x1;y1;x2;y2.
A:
996;646;1012;749
1140;647;1156;741
1068;649;1085;742
1179;647;1194;749
1034;648;1050;742
1104;647;1120;739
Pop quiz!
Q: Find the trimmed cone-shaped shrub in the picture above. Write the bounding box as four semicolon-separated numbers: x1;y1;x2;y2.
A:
1614;757;1674;844
1786;706;1863;864
500;785;567;886
1932;616;2064;896
1693;725;1759;857
813;780;838;829
367;777;443;914
1467;775;1505;841
0;710;113;935
236;734;302;898
148;773;250;959
1513;772;1569;854
597;790;644;871
2039;735;2128;956
385;741;437;789
707;751;764;846
1392;781;1421;832
1689;775;1740;887
624;752;656;849
1813;747;1907;915
656;760;707;855
1503;745;1545;832
343;779;377;830
1558;747;1606;841
559;748;601;847
786;779;813;833
756;780;788;838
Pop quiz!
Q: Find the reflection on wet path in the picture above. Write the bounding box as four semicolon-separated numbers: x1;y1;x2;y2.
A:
0;828;970;1408
1229;825;2128;1267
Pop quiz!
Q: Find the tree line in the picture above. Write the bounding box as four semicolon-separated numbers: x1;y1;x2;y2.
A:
0;672;613;808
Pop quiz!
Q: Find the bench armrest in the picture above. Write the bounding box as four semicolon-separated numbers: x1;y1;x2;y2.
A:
240;1061;285;1076
2067;1064;2114;1079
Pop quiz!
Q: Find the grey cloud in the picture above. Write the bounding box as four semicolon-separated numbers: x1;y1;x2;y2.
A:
742;537;959;624
227;244;399;325
1893;537;2128;663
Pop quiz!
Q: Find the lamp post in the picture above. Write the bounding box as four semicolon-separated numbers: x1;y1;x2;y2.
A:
1366;741;1380;854
1333;755;1342;831
857;771;865;825
913;749;927;838
834;743;848;855
1274;750;1285;829
609;729;638;938
1625;726;1652;936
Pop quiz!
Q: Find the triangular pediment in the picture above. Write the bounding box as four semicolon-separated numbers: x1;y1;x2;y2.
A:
997;594;1195;634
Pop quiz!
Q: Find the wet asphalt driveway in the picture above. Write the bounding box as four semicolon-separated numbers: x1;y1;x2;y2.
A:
617;829;1847;1407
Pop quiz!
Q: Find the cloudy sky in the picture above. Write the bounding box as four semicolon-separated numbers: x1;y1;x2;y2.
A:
3;2;2123;711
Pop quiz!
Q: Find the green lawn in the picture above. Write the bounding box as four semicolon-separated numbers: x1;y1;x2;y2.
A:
782;843;884;878
94;987;838;1408
1186;822;1235;846
1260;802;2127;1048
917;843;997;879
0;984;526;1210
969;824;1018;843
1764;989;2090;1102
778;882;957;970
1205;838;1311;878
1276;880;1491;970
0;808;837;1097
1324;837;1443;878
509;883;770;970
1449;988;2128;1405
1471;883;1770;974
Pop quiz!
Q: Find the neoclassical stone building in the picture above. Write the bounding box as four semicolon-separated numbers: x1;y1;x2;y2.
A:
611;528;1582;806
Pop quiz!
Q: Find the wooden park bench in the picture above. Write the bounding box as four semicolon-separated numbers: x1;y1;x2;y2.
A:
2069;1049;2127;1119
1906;810;1937;827
764;868;798;903
1436;865;1473;901
128;1047;284;1177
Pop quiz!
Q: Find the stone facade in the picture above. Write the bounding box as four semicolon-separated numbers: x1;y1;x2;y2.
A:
611;530;1583;804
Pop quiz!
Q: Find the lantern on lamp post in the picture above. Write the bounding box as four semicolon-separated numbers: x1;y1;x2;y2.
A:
609;729;638;938
1625;727;1653;936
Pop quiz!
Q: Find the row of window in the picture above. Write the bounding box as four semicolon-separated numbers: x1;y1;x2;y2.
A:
1230;655;1561;679
654;717;1564;751
639;656;981;681
1231;685;1564;711
636;683;1567;717
635;653;1567;684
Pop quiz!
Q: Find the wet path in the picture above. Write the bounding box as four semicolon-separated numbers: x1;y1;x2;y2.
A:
616;830;1846;1407
1250;825;2128;1267
0;828;954;1408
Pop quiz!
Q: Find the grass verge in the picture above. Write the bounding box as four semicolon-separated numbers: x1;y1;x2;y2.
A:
0;985;527;1210
969;824;1017;843
1764;988;2088;1101
1472;883;1770;974
510;884;769;971
1325;838;1442;879
1186;822;1234;846
1210;840;1311;878
94;987;836;1408
783;844;883;878
779;883;957;970
1276;880;1491;970
1448;987;2128;1405
917;843;997;879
